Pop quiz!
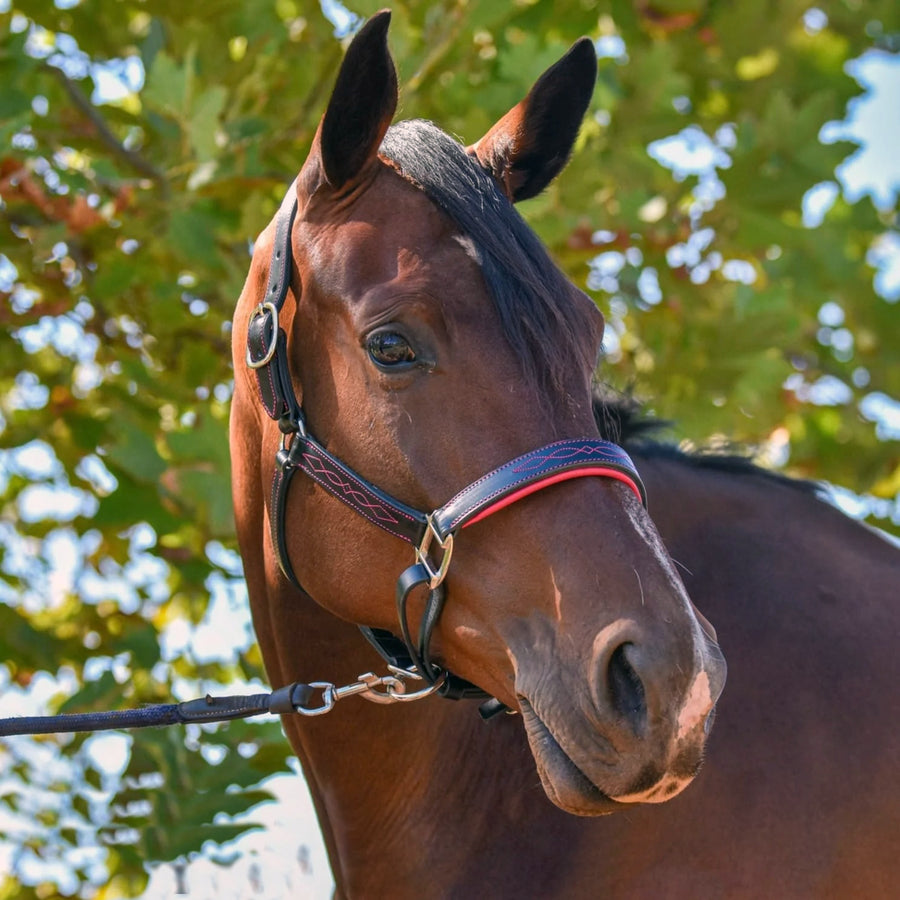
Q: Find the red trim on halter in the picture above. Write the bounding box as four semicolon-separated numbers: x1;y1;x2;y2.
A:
461;467;644;529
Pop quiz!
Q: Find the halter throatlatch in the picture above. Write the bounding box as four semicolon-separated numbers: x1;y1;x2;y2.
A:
247;186;648;708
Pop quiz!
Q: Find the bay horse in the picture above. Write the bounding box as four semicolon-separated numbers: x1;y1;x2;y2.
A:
276;404;899;898
229;10;739;897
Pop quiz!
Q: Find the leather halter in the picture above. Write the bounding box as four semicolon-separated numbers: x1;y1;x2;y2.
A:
246;184;647;702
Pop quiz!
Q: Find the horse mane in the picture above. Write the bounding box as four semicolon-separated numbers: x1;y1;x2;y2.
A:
379;119;598;395
592;387;822;496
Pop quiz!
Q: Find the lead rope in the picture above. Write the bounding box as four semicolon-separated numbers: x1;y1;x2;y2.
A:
0;667;445;737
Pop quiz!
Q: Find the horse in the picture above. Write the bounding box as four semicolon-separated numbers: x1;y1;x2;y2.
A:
224;8;900;896
268;399;899;898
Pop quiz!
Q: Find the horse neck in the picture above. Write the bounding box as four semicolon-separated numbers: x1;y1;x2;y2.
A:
631;447;900;706
255;576;557;894
631;449;900;589
228;389;533;890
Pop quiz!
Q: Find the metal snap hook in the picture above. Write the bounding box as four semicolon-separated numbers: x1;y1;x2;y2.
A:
293;682;337;716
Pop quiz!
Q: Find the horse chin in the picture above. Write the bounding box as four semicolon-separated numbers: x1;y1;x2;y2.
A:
519;699;622;817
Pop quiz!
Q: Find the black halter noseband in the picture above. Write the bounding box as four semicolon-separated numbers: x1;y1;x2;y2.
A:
246;185;647;704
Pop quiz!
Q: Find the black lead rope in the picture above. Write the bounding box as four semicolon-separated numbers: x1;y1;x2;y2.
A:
0;682;316;737
0;663;485;738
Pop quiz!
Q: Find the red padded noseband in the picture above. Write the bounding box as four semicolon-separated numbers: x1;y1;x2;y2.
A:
464;467;644;530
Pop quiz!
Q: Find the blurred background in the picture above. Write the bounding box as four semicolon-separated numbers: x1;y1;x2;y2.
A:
0;0;897;896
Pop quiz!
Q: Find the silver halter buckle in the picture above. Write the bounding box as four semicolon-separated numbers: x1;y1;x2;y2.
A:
245;301;280;369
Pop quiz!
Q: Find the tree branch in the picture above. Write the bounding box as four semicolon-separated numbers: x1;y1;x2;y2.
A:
47;64;166;186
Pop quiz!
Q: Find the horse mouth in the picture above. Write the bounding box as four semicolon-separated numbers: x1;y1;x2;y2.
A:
519;698;622;816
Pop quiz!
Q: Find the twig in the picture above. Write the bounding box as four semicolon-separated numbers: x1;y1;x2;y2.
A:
45;63;166;186
405;0;471;96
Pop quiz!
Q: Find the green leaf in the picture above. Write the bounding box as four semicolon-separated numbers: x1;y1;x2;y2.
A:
57;670;122;714
105;419;167;485
189;86;227;161
142;51;188;120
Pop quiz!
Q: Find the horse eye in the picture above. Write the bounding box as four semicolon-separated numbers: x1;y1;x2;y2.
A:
366;331;417;368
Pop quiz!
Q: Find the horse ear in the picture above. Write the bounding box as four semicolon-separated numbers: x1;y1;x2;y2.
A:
316;10;398;190
468;38;597;202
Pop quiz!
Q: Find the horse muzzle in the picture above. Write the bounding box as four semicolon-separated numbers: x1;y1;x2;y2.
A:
515;619;726;816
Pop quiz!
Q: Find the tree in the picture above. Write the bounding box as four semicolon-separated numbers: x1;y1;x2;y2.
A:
1;0;897;894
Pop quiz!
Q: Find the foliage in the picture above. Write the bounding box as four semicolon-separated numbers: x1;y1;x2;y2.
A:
0;0;897;894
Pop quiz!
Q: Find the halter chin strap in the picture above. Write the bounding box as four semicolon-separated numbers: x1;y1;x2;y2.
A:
246;186;648;704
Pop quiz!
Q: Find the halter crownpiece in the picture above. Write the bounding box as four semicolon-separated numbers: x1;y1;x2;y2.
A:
247;185;648;704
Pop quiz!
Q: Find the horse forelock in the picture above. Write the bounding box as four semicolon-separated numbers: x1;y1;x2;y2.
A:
379;119;598;396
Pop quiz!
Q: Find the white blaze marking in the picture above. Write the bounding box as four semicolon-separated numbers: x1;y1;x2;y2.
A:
676;671;712;741
610;672;714;805
612;773;695;804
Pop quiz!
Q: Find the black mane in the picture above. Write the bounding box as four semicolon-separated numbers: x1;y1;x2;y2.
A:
379;119;597;395
592;388;822;495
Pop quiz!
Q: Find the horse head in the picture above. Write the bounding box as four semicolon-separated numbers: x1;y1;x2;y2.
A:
231;10;725;816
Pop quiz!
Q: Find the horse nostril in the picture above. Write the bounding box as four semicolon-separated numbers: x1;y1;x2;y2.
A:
608;644;646;731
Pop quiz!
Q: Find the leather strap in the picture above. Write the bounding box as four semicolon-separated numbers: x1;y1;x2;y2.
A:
270;442;305;591
269;433;646;586
292;434;428;545
247;190;303;430
432;439;646;540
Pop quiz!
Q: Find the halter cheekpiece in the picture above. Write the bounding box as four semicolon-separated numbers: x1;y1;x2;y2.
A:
246;184;648;708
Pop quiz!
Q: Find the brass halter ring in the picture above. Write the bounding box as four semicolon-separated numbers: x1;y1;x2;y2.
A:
414;514;454;591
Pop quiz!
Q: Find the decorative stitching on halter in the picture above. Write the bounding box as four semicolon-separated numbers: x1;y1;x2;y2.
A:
301;450;420;543
258;364;279;419
269;463;285;552
509;441;631;472
445;466;636;533
440;440;643;533
445;439;631;501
